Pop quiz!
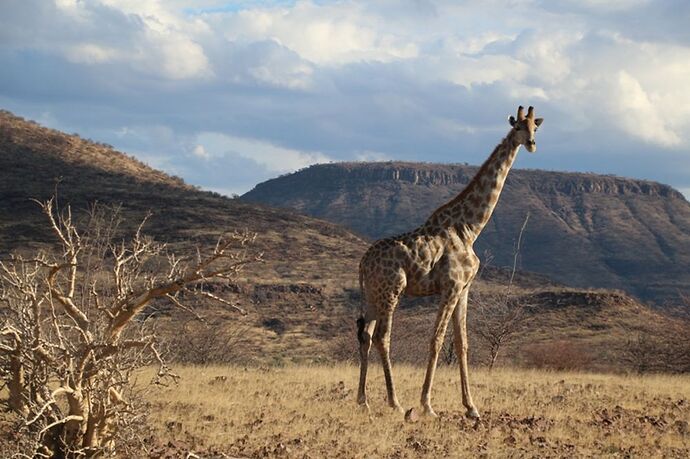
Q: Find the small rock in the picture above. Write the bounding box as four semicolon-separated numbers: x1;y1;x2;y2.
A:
405;408;419;423
551;395;565;403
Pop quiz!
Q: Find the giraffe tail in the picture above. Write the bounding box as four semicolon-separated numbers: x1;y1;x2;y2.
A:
356;316;366;344
356;266;366;343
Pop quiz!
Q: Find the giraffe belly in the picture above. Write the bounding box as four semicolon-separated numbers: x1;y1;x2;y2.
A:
403;249;477;297
404;269;440;296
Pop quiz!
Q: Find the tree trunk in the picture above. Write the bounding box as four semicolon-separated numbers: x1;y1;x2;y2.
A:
8;349;27;416
62;390;87;455
488;346;499;371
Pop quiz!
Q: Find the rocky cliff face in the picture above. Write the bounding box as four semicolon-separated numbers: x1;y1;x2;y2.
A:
243;162;690;305
261;162;683;198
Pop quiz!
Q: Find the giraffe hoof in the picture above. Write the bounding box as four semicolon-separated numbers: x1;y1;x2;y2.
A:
465;407;480;420
357;400;370;413
390;403;404;413
422;406;438;418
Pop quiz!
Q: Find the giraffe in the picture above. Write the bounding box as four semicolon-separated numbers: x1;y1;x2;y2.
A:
356;106;543;419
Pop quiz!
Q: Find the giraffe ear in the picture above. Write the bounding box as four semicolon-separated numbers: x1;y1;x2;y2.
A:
535;118;543;127
509;116;517;127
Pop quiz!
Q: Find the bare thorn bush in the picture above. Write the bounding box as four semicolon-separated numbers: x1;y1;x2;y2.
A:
523;340;592;371
0;198;260;457
472;214;532;370
165;320;254;365
623;304;690;374
472;291;532;370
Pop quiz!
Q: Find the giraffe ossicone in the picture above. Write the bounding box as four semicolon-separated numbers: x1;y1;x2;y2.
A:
356;106;544;420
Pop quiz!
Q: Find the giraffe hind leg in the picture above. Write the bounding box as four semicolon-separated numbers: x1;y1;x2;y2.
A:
373;310;403;412
356;315;376;409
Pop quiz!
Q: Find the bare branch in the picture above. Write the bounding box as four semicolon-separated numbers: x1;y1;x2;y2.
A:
165;293;206;322
196;291;246;315
46;263;89;331
26;386;75;426
38;415;85;436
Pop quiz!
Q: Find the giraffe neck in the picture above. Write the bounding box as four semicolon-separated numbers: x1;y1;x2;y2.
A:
429;133;520;242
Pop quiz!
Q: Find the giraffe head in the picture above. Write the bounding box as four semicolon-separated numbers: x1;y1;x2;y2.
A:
508;105;543;153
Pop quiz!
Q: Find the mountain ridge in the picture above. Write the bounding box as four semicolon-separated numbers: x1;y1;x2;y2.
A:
265;161;685;199
243;161;690;305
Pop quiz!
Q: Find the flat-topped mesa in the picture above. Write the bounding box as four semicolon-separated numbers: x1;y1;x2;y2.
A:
283;162;684;200
269;162;463;187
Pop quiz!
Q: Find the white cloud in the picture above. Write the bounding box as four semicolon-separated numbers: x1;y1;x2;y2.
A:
152;32;211;79
445;32;515;56
354;150;391;161
443;54;530;88
1;0;212;80
558;0;651;11
609;71;680;147
432;118;480;138
65;43;121;64
218;2;418;65
513;30;581;85
196;132;332;173
55;0;82;13
192;144;209;159
229;40;315;89
96;0;213;78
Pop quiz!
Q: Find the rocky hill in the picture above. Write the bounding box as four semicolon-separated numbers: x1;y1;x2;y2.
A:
242;162;690;305
0;110;366;285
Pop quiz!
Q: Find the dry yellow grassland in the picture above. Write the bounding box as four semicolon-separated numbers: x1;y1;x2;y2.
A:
144;365;689;458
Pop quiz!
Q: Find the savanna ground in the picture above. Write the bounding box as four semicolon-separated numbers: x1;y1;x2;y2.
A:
143;365;690;458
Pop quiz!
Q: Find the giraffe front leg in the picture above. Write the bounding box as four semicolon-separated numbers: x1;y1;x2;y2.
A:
452;288;480;420
420;290;460;417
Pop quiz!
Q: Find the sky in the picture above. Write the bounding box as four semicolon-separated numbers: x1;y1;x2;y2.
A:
1;0;690;198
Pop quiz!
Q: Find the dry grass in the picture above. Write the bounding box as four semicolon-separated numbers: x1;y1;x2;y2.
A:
143;365;690;458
